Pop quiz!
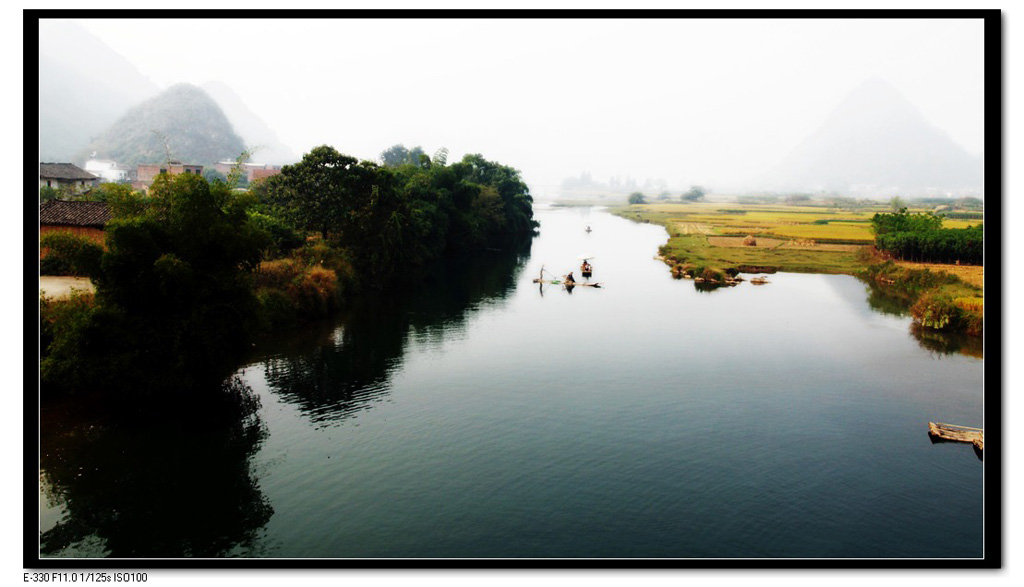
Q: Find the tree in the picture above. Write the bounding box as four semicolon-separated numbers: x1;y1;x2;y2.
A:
39;186;59;202
41;172;270;397
890;196;906;212
380;144;427;168
450;154;538;238
682;186;706;202
264;145;369;240
91;182;138;203
628;192;646;205
203;168;228;184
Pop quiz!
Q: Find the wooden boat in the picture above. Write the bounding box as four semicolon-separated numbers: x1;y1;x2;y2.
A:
750;276;770;285
928;422;983;457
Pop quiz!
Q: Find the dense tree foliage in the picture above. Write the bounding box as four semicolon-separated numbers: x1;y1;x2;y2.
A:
41;173;270;397
871;208;942;235
39;232;103;276
260;145;538;284
41;145;538;403
871;209;983;265
628;192;646;205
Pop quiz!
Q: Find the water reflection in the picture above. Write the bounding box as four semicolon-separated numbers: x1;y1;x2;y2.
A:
39;378;272;557
255;245;530;425
863;281;912;317
861;279;983;358
910;323;984;359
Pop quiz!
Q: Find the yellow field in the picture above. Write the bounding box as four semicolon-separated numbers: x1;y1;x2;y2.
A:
707;236;863;252
940;219;983;229
896;261;984;288
640;203;970;243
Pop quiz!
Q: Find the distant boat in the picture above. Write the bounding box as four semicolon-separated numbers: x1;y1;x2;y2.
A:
585;225;592;233
751;276;770;285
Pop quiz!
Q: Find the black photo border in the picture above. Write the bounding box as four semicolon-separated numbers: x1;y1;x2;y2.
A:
24;7;1003;571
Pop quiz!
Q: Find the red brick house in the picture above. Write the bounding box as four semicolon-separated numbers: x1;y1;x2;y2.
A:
135;162;204;189
39;200;112;248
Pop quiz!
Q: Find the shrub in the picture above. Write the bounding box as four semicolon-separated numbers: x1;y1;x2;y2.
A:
40;291;96;363
954;296;984;313
256;287;297;331
40;232;103;276
911;293;963;331
254;258;302;291
248;212;304;257
291;265;338;316
700;267;725;282
254;257;341;321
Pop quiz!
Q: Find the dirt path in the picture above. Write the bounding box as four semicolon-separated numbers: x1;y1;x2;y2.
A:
39;276;95;299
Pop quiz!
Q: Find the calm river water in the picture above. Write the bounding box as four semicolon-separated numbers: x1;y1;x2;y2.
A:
39;205;985;559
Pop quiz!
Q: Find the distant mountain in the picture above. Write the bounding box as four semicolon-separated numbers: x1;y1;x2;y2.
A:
765;78;983;194
83;84;247;168
38;21;161;162
202;81;298;165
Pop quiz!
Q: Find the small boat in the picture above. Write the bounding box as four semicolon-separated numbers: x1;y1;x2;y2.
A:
585;225;592;233
578;254;595;278
928;422;983;458
750;276;770;285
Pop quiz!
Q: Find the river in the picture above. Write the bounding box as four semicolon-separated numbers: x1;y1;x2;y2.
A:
38;205;985;559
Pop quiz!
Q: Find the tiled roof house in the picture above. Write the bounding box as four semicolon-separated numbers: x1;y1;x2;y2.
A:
39;200;112;247
39;163;100;194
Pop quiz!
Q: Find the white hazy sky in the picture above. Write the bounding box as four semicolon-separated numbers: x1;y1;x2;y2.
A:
61;16;985;196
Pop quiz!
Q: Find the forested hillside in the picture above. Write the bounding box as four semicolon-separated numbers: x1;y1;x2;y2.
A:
82;83;247;167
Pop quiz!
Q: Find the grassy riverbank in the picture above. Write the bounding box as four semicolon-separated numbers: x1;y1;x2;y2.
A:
610;201;984;336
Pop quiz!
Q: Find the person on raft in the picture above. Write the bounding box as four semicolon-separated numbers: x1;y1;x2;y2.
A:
565;271;575;285
581;260;591;273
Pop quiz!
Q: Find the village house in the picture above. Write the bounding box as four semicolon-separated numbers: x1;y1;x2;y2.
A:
214;160;282;183
39;163;100;194
134;161;204;190
39;199;112;247
84;157;130;183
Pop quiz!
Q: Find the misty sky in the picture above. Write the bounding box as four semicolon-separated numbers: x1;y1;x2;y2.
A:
60;17;984;196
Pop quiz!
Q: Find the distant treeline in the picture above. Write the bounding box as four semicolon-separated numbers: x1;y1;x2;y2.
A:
871;209;983;265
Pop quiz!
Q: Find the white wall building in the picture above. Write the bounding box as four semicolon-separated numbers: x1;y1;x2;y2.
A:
84;158;129;183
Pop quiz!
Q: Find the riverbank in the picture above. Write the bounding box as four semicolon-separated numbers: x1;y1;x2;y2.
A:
611;202;984;336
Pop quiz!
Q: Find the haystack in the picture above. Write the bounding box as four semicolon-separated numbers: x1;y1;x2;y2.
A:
742;234;757;246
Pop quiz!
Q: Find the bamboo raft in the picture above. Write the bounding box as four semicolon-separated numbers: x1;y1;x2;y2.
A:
533;278;602;288
928;422;983;455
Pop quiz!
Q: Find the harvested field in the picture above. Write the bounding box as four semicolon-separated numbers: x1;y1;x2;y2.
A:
708;236;787;248
779;241;865;253
897;261;984;288
673;222;713;235
707;236;864;253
